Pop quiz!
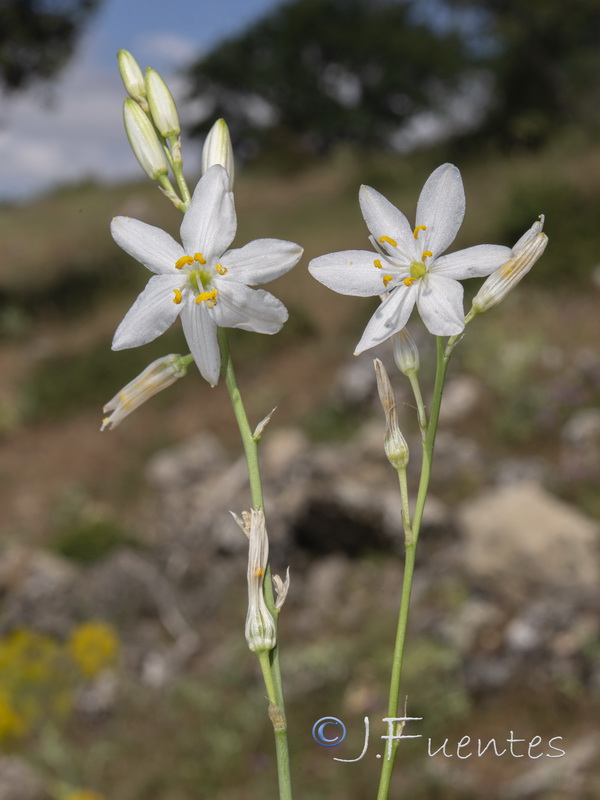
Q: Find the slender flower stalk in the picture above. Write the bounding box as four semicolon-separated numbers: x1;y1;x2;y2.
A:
219;328;292;800
377;337;451;799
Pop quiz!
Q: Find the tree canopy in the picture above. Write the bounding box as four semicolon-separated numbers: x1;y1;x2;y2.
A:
187;0;470;156
187;0;600;157
0;0;101;93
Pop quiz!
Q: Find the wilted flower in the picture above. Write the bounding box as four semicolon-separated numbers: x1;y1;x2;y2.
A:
309;164;512;351
471;216;548;315
110;165;303;385
374;359;409;470
101;354;190;430
244;509;277;653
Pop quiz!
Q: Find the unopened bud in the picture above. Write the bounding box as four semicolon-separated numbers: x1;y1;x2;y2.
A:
374;359;409;470
101;354;190;430
245;509;277;653
123;98;169;180
145;68;180;139
392;327;420;376
472;216;548;314
202;119;235;189
117;50;148;110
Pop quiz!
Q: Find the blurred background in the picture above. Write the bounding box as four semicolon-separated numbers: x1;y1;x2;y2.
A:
0;0;599;798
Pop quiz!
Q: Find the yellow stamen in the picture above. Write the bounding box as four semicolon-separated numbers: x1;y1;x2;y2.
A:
195;289;218;306
421;250;433;259
215;263;228;275
413;224;427;239
173;289;182;304
379;235;397;247
373;259;382;269
254;567;264;578
382;274;393;287
175;255;194;269
404;276;417;287
194;252;207;264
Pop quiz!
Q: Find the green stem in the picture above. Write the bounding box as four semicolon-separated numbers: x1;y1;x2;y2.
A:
376;337;451;800
218;328;292;800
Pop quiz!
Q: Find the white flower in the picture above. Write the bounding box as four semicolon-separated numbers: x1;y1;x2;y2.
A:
110;165;303;385
308;163;512;352
202;118;234;189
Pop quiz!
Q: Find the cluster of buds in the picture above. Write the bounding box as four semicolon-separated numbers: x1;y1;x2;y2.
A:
117;49;234;201
118;51;180;182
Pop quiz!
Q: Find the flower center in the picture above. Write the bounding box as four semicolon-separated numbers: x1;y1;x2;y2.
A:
409;261;427;279
171;253;227;308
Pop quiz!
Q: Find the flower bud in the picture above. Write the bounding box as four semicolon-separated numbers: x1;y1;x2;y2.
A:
472;216;548;314
392;327;420;376
374;359;409;470
123;98;169;180
202;118;235;189
145;67;180;139
245;509;277;653
117;50;148;110
101;354;190;430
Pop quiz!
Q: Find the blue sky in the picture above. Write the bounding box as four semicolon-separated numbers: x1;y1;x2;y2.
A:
0;0;285;200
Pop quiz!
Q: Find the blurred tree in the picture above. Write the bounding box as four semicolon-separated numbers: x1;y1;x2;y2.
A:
187;0;470;158
446;0;600;148
0;0;101;92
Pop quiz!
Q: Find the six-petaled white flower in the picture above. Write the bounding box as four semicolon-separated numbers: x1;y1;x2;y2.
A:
111;165;303;385
308;163;512;353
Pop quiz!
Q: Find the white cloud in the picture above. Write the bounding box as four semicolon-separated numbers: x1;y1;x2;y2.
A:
135;31;200;67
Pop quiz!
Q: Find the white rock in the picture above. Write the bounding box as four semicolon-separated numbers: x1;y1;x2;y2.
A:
458;482;600;599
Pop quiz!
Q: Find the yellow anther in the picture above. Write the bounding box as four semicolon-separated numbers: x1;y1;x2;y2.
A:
195;289;218;306
421;250;433;259
215;263;228;275
173;289;182;304
175;255;194;269
382;274;393;287
413;224;427;239
254;567;264;578
404;276;417;287
373;259;383;269
194;252;207;264
379;235;398;247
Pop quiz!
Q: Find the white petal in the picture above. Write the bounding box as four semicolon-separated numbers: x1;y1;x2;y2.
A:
416;274;464;335
180;165;236;261
220;239;303;285
432;245;513;279
213;283;288;334
111;217;185;274
309;250;392;297
112;274;181;349
354;285;417;354
359;185;416;262
180;297;220;386
415;164;465;259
